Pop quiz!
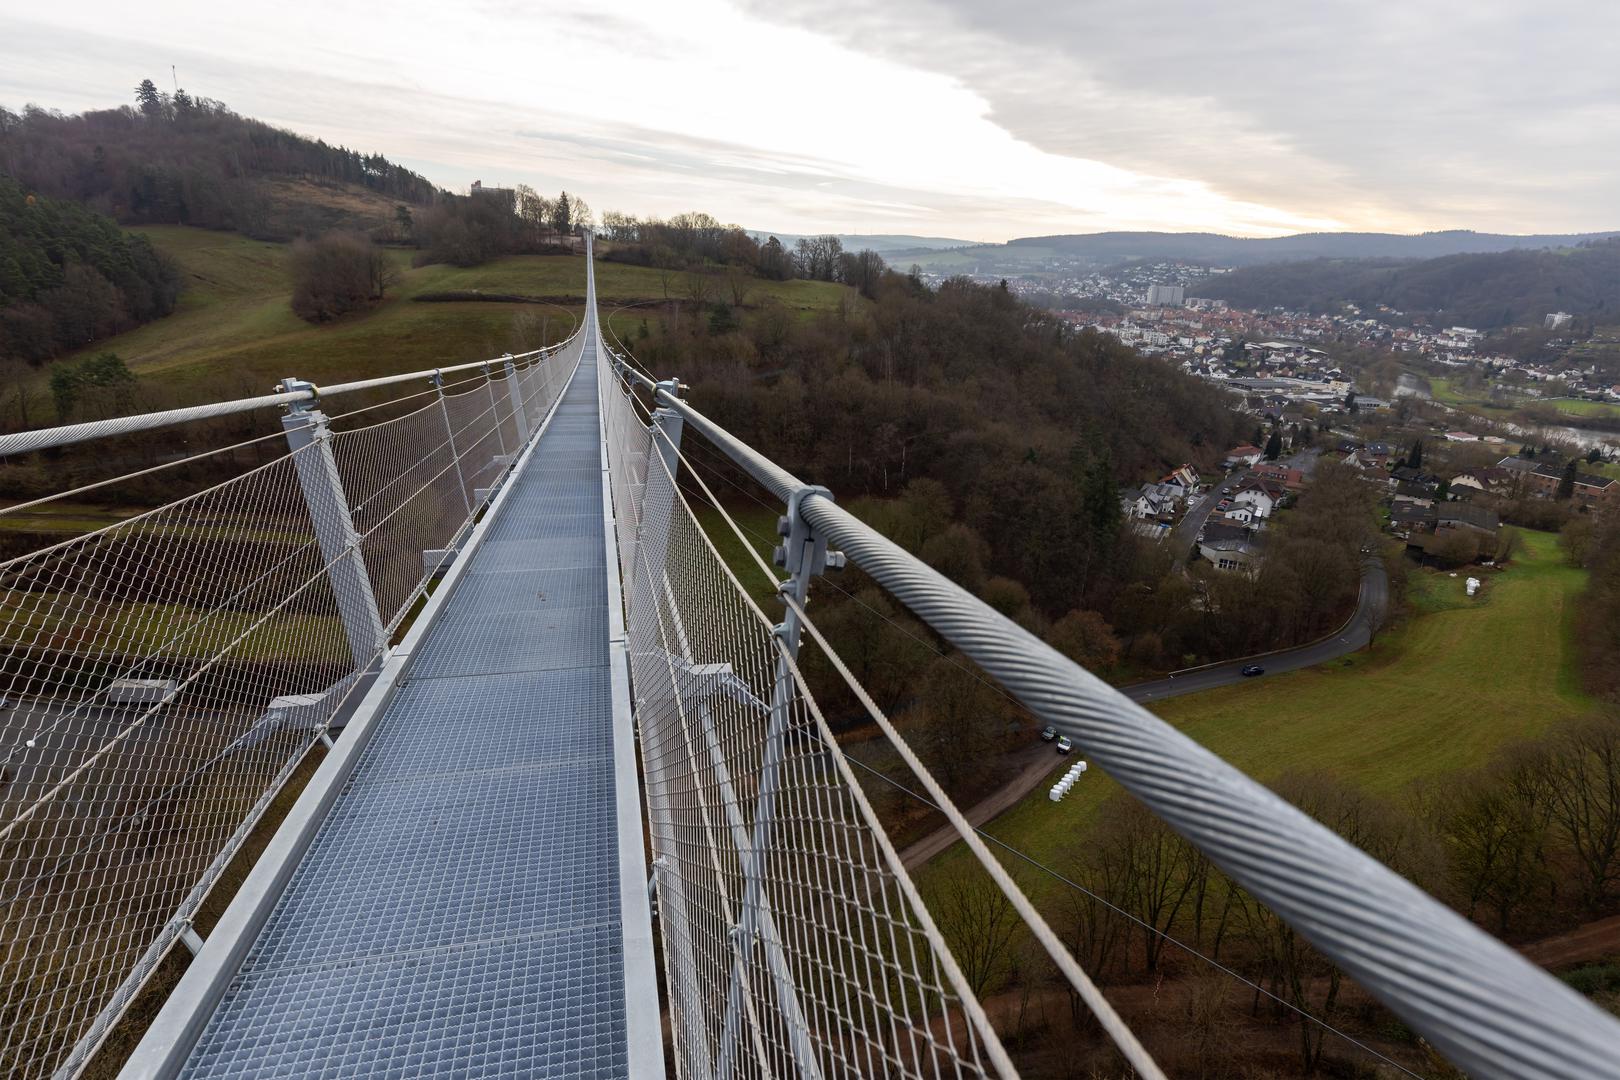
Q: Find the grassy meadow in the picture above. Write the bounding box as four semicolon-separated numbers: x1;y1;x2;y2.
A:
921;527;1592;881
41;226;853;405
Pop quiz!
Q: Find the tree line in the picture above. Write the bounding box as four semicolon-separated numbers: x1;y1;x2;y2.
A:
408;185;591;268
599;211;887;294
0;175;180;364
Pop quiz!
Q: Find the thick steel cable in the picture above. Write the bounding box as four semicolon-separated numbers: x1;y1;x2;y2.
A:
843;756;1429;1080
625;372;1620;1080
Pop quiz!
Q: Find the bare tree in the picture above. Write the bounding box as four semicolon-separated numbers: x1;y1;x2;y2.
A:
681;264;712;306
932;862;1022;998
724;264;753;308
1539;715;1620;913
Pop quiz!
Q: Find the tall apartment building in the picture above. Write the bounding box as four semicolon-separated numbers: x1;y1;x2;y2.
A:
1145;284;1185;306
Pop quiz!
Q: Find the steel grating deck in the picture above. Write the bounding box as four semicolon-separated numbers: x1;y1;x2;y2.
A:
177;339;648;1078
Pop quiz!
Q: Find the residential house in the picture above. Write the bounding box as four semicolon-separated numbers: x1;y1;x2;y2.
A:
1525;462;1617;505
1389;502;1437;538
1160;463;1201;495
1450;467;1514;496
1436;503;1501;539
1253;463;1305;491
1223;445;1264;468
1199;537;1262;573
1232;479;1284;518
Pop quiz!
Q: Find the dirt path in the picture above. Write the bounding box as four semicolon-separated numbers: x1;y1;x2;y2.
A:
899;743;1067;870
1521;913;1620;969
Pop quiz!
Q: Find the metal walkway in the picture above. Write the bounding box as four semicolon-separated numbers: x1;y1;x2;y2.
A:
163;310;659;1077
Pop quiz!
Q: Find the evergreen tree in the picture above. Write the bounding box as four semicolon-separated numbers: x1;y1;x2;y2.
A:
1264;428;1283;460
551;191;572;234
134;79;163;117
1557;460;1577;499
1409;438;1423;469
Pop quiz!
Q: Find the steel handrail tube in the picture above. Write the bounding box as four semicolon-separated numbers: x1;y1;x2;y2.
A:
0;334;582;459
624;368;1620;1080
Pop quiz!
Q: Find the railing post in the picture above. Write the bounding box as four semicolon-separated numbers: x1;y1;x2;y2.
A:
502;353;531;444
484;362;509;461
431;370;472;515
651;378;684;481
716;484;842;1080
277;378;385;670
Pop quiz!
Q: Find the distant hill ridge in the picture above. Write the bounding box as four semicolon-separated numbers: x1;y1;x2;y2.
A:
1199;238;1620;329
1004;229;1620;266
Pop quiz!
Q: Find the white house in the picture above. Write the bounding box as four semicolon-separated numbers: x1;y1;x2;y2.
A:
1231;487;1277;519
1223;445;1264;468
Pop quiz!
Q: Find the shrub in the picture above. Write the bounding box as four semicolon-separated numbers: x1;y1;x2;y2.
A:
289;231;393;322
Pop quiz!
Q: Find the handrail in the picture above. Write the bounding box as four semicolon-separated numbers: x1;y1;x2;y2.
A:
0;331;583;459
605;350;1620;1080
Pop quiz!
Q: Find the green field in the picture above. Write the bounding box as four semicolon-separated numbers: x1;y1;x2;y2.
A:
1426;374;1620;421
928;528;1592;878
44;226;853;404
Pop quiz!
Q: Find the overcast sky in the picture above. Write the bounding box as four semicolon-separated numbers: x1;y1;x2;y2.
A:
4;1;1616;241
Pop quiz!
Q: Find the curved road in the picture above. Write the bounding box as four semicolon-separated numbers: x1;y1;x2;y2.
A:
1127;555;1388;704
899;555;1388;869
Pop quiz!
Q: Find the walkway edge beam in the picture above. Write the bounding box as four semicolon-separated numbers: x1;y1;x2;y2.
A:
615;363;1620;1080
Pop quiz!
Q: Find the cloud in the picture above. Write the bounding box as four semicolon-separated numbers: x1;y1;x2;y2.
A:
740;0;1620;233
7;2;1608;237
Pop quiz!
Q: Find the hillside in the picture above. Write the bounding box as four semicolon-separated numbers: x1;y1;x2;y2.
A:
0;94;444;240
1200;238;1620;328
20;226;852;404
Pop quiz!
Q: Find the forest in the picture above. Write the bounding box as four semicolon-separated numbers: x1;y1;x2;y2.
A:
0;176;180;363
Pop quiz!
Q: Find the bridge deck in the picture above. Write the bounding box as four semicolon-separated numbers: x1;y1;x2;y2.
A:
178;338;648;1077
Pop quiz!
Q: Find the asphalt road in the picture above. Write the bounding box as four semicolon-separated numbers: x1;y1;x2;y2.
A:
1170;448;1322;566
1168;466;1246;565
1125;555;1388;704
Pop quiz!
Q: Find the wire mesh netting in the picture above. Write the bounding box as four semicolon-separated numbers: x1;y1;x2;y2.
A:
598;355;1007;1080
0;336;580;1078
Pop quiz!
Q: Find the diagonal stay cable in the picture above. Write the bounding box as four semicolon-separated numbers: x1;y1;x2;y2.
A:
841;756;1430;1080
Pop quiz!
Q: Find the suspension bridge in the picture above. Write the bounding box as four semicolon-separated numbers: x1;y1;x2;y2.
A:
2;236;1619;1079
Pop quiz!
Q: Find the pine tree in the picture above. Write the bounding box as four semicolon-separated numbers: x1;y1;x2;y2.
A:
134;79;163;117
551;191;572;234
1557;460;1577;499
1264;429;1283;460
1409;438;1423;469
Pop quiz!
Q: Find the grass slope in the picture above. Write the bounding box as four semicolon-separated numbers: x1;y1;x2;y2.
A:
47;226;852;402
930;528;1591;878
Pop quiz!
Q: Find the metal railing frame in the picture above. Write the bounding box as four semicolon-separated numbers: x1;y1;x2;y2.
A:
0;336;581;460
607;355;1620;1080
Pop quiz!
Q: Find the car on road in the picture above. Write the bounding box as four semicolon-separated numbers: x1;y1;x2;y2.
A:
1039;725;1058;741
1241;664;1265;677
1055;735;1074;754
1221;486;1232;495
